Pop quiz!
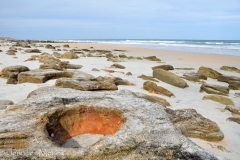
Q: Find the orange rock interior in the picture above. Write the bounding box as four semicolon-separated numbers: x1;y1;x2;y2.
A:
46;107;122;146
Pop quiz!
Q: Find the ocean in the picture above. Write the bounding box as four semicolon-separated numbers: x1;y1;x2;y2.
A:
56;39;240;56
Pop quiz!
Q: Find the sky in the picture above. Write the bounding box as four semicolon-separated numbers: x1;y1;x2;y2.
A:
0;0;240;40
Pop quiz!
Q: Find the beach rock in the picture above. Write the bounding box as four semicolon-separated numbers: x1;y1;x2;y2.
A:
134;92;170;106
25;49;41;53
153;69;188;88
92;68;100;71
0;86;222;159
152;65;174;70
225;105;240;115
126;72;132;76
53;52;61;58
0;100;14;109
45;44;55;49
38;54;61;65
6;49;16;55
198;66;222;79
175;68;195;70
110;63;125;69
142;81;174;97
0;65;30;79
24;55;38;62
202;95;235;105
217;75;240;83
96;50;111;54
138;74;159;82
118;54;128;58
111;77;134;86
60;52;78;59
39;64;62;70
107;57;122;62
182;72;207;82
137;57;143;60
166;109;224;142
63;44;70;48
55;78;118;91
144;56;161;61
227;116;240;124
200;84;229;96
18;69;73;83
59;61;83;69
220;66;240;73
228;81;240;90
6;78;18;84
106;53;113;58
86;53;93;57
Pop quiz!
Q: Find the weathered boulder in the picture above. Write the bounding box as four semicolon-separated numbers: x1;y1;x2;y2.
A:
18;69;73;83
228;81;240;90
182;72;207;82
25;49;41;53
227;116;240;124
39;64;62;70
134;92;170;106
24;55;39;62
126;72;132;76
144;56;161;61
38;54;61;65
217;75;240;83
92;68;100;71
53;52;61;58
0;87;222;159
118;54;128;58
198;66;222;79
59;61;83;69
202;95;235;105
55;78;118;91
200;84;229;96
166;109;224;142
45;44;55;49
138;74;159;82
153;69;188;88
60;52;78;59
110;63;125;69
152;65;174;70
0;65;30;78
225;105;240;115
6;49;16;55
142;81;174;97
220;66;240;73
63;44;70;48
107;57;122;62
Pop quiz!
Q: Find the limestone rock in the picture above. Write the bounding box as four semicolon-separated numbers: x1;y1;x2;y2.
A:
107;57;122;62
153;69;188;88
138;74;159;82
166;108;224;142
38;54;61;65
220;66;240;73
227;116;240;124
45;44;55;49
118;54;128;58
59;61;83;69
182;72;207;82
110;63;125;69
152;65;174;70
0;65;30;78
6;49;16;55
142;81;174;97
126;72;132;76
198;66;222;79
0;100;14;110
55;78;118;91
25;49;41;53
92;68;100;71
225;105;240;115
60;52;78;59
217;75;240;83
144;56;161;61
136;57;143;60
0;87;222;159
202;95;235;105
53;52;61;58
63;44;70;48
228;81;240;90
134;92;170;106
200;84;229;96
39;64;62;70
18;69;73;83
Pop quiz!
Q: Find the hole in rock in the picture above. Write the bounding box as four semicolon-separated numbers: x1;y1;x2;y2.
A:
46;107;123;147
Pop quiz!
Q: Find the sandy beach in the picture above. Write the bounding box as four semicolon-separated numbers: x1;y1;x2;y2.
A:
0;41;240;159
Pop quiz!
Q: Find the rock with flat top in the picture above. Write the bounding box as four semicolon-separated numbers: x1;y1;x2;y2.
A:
110;63;125;69
152;65;174;70
38;54;61;65
63;44;70;48
134;92;170;106
153;69;188;88
142;81;174;97
59;61;83;69
144;56;161;61
0;87;222;159
202;95;235;105
217;75;240;83
200;84;229;96
198;66;222;79
220;66;240;73
138;74;158;82
166;108;224;142
182;72;207;82
25;49;41;53
227;116;240;124
60;52;78;59
39;64;62;70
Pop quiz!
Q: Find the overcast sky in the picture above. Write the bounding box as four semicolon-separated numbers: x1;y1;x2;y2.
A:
0;0;240;40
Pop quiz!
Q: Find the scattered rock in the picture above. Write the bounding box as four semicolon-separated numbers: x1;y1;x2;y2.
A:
0;86;221;159
63;44;70;48
138;74;158;82
217;75;240;83
136;57;143;60
126;72;132;76
228;81;240;90
220;66;240;73
235;93;240;97
55;78;118;91
152;65;174;70
6;50;16;55
24;55;38;62
53;52;61;58
202;95;235;105
153;69;188;88
166;109;224;141
96;50;111;54
134;92;170;106
0;65;30;82
39;64;62;70
227;116;240;124
225;105;240;115
107;57;122;62
86;53;93;57
200;84;229;96
92;68;100;71
118;54;128;58
110;63;125;69
111;77;134;86
45;44;55;49
59;61;83;69
182;72;207;82
175;68;195;70
142;81;174;97
0;100;14;109
24;49;41;53
60;52;78;59
198;66;222;79
38;54;61;65
144;56;161;61
113;49;126;52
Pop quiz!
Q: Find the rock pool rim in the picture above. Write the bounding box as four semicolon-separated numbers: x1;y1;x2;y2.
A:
45;105;124;147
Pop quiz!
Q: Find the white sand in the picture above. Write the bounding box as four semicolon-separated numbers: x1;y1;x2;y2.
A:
0;41;240;159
